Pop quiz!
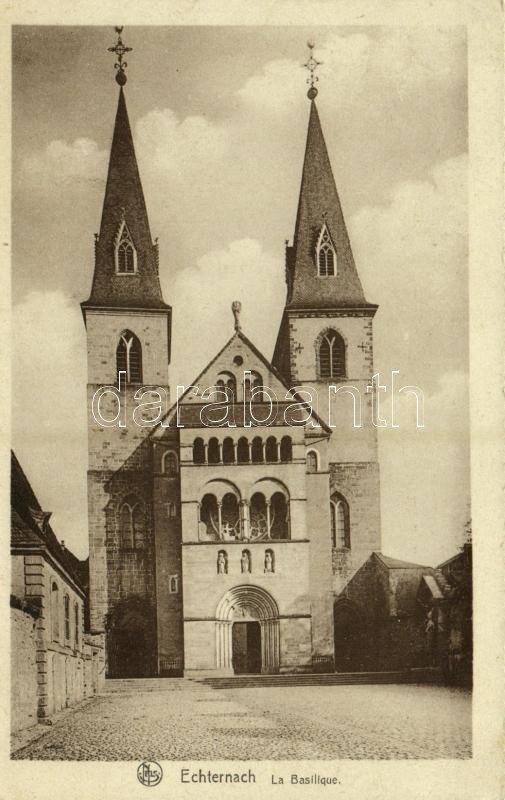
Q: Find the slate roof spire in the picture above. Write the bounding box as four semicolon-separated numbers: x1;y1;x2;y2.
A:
82;28;168;311
285;47;372;309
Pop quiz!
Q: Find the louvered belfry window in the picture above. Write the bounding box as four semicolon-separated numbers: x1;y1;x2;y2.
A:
316;225;336;277
115;221;136;274
319;330;346;380
116;330;142;383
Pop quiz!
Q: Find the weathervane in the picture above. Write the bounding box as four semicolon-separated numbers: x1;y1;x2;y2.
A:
108;26;132;86
303;40;322;100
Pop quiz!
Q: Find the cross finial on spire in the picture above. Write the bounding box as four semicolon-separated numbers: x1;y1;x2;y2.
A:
303;40;322;100
108;26;132;86
232;301;242;332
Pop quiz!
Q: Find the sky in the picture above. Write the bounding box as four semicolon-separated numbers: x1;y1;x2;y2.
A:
12;25;469;563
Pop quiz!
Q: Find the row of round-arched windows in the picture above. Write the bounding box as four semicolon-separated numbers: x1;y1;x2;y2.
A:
217;548;275;574
193;435;293;465
200;491;289;542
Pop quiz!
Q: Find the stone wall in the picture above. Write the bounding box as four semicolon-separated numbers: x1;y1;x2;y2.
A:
11;605;38;732
11;554;105;728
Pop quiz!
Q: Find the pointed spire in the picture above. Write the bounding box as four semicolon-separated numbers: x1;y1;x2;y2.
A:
83;79;167;310
285;93;371;309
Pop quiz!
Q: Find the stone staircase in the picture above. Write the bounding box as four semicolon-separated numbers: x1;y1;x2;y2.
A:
104;668;441;693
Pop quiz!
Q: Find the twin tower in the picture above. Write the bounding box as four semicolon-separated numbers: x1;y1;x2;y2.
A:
81;45;381;677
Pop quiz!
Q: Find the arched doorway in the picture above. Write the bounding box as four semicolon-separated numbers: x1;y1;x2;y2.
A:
333;600;363;672
215;585;280;674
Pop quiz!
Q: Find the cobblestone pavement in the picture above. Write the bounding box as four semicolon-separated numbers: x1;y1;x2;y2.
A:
12;682;471;761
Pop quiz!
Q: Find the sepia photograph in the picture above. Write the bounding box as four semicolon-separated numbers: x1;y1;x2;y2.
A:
4;10;502;797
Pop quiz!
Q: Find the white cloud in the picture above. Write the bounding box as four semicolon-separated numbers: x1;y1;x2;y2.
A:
135;108;230;176
22;138;107;186
169;238;284;389
350;153;468;388
13;291;88;557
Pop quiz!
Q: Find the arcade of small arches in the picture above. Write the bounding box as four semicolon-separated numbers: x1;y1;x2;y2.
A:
193;435;293;465
198;480;290;542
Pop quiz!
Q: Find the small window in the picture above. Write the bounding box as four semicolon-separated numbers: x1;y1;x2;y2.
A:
319;330;346;380
162;451;178;475
168;575;179;594
316;224;336;277
167;502;177;518
265;436;278;462
74;603;79;648
193;437;206;464
119;496;145;550
64;595;70;641
51;581;59;642
237;437;249;464
115;220;137;274
116;330;142;384
331;493;350;549
280;436;293;462
306;450;318;473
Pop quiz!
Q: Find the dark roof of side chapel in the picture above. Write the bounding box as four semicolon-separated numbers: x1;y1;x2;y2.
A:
374;552;433;571
286;100;376;310
82;87;169;312
11;451;86;592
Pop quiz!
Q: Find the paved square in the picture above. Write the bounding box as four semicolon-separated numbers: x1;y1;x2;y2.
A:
12;682;471;761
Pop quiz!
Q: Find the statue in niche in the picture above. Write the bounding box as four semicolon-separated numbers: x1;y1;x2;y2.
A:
217;551;227;575
241;549;251;573
264;550;274;573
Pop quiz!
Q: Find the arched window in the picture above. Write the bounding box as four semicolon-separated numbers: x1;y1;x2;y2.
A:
316;224;336;277
217;550;228;574
280;436;293;462
331;493;350;549
115;220;137;274
119;496;145;550
64;594;70;641
306;450;318;473
222;437;235;465
237;437;249;464
162;451;178;476
208;438;220;464
250;493;268;539
51;581;59;642
200;494;219;539
74;603;79;648
193;437;206;464
265;436;278;462
319;330;346;380
251;436;264;464
116;330;142;383
216;372;236;402
270;492;289;539
244;371;263;403
221;493;240;539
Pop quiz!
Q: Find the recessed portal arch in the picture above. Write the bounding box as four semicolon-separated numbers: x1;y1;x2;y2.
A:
215;585;280;674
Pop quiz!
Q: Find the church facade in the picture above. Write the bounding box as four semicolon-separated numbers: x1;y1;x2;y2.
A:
82;40;381;678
